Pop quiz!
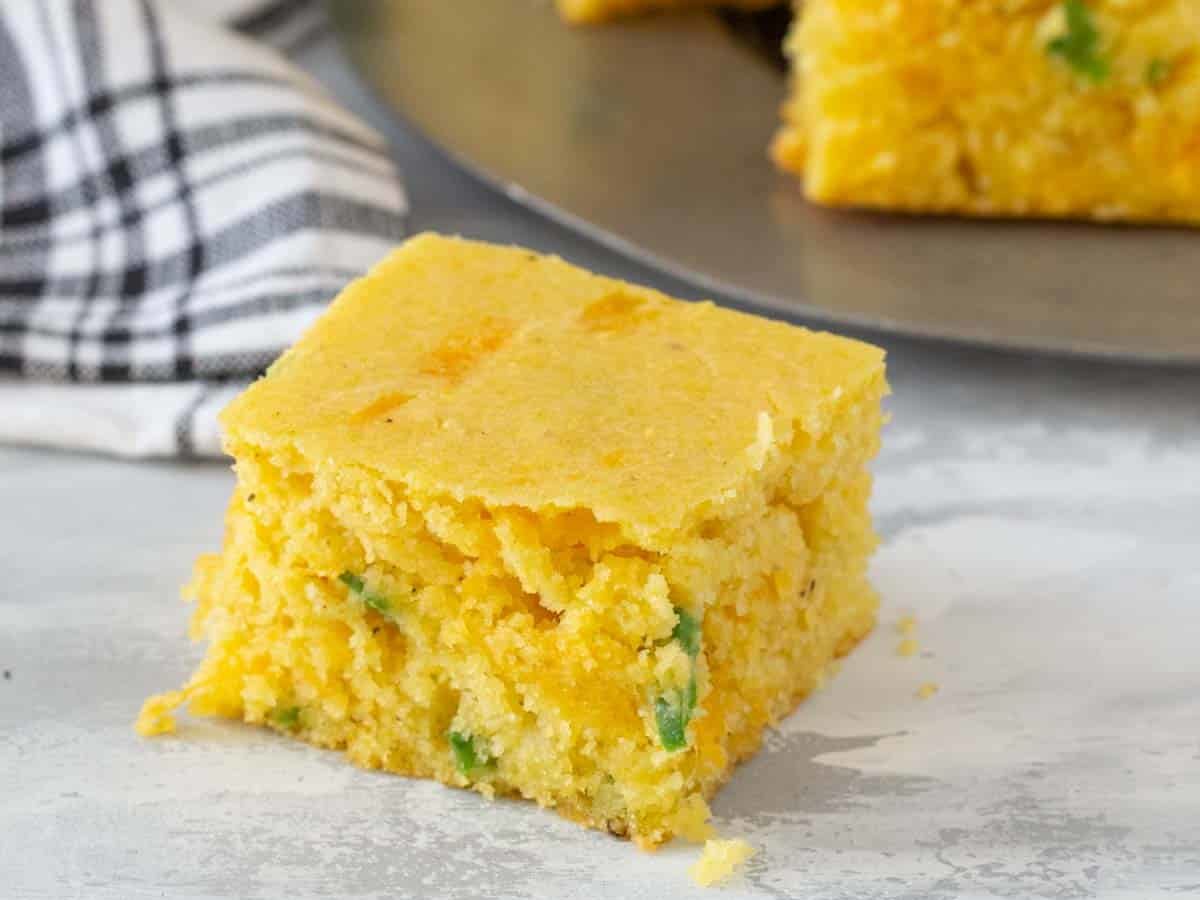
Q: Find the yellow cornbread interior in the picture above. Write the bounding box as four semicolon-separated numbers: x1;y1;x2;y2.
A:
773;0;1200;224
139;234;887;849
691;838;757;886
557;0;779;24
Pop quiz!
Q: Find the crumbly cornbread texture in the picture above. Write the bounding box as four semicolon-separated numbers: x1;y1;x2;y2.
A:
691;838;757;886
557;0;779;24
773;0;1200;224
138;233;887;848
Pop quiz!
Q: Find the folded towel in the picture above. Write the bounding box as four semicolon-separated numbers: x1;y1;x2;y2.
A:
0;0;408;457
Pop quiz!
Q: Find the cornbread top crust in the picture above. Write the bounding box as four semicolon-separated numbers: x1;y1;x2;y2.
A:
224;234;884;541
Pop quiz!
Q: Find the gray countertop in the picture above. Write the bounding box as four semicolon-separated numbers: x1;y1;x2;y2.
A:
2;31;1199;900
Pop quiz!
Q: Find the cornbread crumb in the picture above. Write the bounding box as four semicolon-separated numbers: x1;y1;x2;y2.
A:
139;234;887;848
135;690;188;736
917;682;940;700
896;615;917;637
897;638;919;657
691;839;756;887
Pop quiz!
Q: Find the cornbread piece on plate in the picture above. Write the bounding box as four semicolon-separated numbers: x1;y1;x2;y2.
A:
558;0;780;25
773;0;1200;224
138;233;887;848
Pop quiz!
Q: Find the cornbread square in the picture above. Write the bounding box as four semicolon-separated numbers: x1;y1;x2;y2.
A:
773;0;1200;224
138;234;887;848
558;0;780;25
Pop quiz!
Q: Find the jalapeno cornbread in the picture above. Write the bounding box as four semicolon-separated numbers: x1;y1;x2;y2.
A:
773;0;1200;223
557;0;779;24
137;233;887;848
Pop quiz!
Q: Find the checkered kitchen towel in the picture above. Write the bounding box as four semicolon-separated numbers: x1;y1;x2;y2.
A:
0;0;408;457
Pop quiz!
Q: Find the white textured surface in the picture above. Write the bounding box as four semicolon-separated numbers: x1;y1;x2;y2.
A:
2;34;1200;900
4;351;1199;899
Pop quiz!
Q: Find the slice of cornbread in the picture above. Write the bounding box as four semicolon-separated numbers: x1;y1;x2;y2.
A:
138;233;887;848
773;0;1200;224
558;0;780;25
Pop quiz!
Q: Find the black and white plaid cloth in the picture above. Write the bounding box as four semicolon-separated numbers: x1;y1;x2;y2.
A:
0;0;408;457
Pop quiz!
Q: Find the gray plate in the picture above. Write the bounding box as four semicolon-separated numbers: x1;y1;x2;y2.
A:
330;0;1200;364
